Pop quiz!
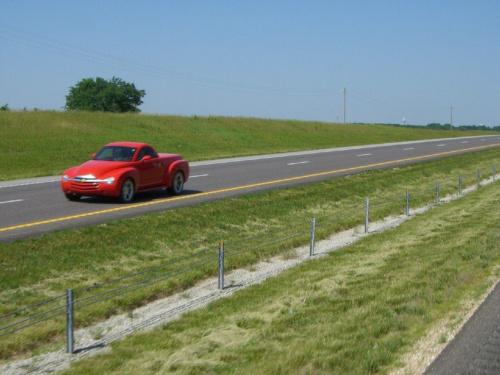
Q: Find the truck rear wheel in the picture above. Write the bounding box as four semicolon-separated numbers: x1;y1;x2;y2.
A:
168;171;184;195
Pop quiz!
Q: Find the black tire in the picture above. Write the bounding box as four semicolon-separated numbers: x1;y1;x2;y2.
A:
120;178;135;203
65;193;81;201
168;171;184;195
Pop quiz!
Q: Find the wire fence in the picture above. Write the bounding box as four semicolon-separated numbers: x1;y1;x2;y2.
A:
0;164;497;355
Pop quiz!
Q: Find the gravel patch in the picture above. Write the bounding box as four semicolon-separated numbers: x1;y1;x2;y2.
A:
1;177;496;375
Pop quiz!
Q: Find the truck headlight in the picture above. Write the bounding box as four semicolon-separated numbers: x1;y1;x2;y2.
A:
105;177;115;185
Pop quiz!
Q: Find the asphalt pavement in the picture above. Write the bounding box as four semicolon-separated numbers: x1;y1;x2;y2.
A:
2;136;499;242
425;280;500;374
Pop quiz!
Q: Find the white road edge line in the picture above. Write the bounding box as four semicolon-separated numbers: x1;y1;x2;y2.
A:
0;199;24;205
357;153;372;157
437;144;446;147
190;174;209;178
0;180;59;189
287;161;309;166
403;148;414;151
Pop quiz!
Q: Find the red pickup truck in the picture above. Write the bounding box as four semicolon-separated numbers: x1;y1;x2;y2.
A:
61;142;189;202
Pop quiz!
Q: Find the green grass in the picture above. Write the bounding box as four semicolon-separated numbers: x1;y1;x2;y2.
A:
61;169;500;374
0;110;497;180
0;148;498;361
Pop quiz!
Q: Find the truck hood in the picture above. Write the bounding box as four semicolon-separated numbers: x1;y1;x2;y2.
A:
68;160;130;178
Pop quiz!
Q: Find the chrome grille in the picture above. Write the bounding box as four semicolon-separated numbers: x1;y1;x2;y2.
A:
70;181;99;192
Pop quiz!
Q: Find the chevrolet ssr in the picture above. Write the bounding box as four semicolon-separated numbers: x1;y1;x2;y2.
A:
61;142;189;203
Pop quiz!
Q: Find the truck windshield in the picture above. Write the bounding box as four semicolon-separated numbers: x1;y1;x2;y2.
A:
93;146;137;162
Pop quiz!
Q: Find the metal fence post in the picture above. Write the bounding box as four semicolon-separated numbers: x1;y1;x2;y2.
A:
365;198;369;234
459;173;462;195
218;242;224;290
405;190;410;216
66;289;74;354
477;170;481;188
435;182;439;205
310;218;316;257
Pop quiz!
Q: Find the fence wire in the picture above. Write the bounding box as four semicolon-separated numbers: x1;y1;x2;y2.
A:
0;293;66;320
226;228;310;258
76;246;219;294
0;302;67;338
76;253;219;310
224;221;309;249
370;196;405;209
316;204;365;228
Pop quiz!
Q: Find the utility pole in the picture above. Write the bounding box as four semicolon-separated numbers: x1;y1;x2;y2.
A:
340;87;347;124
450;106;454;130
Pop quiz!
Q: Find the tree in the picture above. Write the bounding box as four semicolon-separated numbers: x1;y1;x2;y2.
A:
426;123;444;130
65;77;146;112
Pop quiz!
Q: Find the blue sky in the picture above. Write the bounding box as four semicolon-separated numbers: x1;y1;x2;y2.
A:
1;1;499;126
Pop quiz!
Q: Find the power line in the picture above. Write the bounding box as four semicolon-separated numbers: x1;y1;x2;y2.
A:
2;23;497;125
0;22;335;97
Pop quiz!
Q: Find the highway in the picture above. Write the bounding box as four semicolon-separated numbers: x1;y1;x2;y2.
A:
1;136;499;242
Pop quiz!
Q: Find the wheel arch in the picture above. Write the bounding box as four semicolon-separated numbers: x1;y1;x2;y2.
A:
167;160;189;187
112;168;140;195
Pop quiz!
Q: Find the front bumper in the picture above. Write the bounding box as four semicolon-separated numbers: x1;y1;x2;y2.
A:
61;175;118;197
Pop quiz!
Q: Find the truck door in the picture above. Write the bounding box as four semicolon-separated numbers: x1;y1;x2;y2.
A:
136;147;165;188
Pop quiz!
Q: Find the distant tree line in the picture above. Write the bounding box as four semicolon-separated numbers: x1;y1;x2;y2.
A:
382;122;500;132
425;123;500;132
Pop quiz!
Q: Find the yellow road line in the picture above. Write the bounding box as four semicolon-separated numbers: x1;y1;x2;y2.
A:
1;143;499;233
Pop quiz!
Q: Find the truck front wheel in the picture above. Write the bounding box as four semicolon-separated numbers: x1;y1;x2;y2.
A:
120;178;135;203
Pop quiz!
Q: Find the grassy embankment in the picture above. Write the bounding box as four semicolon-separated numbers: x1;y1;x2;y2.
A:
0;110;497;181
62;169;500;374
0;144;498;364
